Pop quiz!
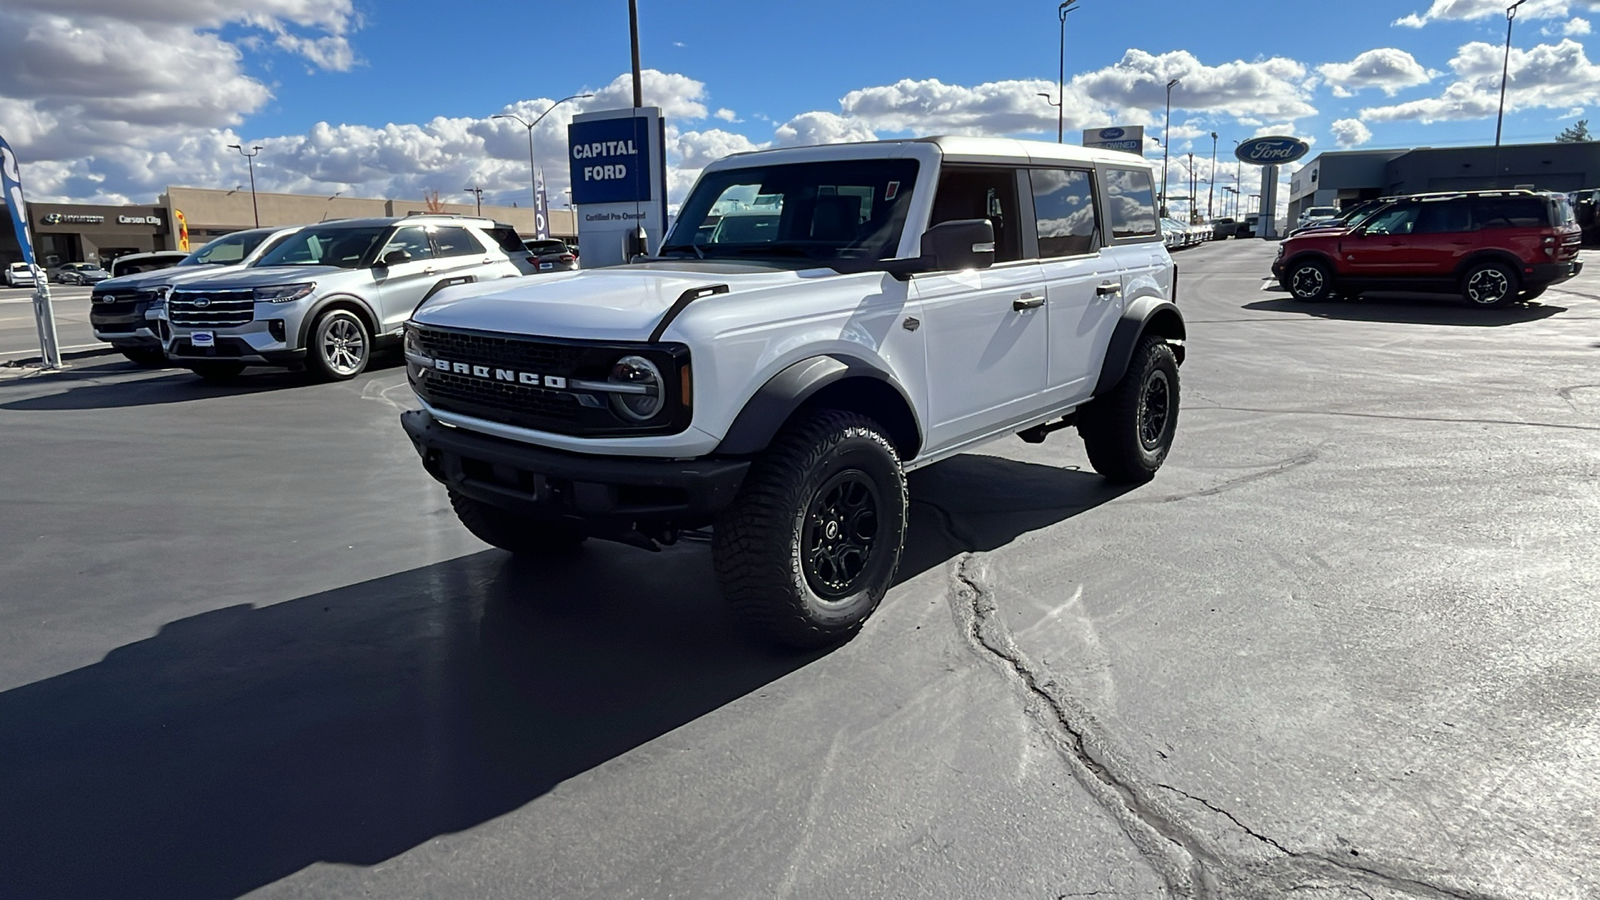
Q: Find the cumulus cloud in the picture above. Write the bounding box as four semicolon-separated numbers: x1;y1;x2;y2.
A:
1318;49;1436;97
1330;118;1374;147
714;108;742;123
1395;0;1600;27
838;77;1105;136
1362;38;1600;122
1073;49;1318;122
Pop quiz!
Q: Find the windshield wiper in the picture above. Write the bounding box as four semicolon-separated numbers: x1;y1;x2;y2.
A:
658;243;705;259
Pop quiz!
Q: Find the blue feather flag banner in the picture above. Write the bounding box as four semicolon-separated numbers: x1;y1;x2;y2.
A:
0;134;62;367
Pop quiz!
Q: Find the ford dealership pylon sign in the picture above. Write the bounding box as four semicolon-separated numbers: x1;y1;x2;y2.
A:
1083;125;1144;155
1235;136;1311;166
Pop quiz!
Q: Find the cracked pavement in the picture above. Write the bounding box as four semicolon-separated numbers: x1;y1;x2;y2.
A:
1;242;1596;898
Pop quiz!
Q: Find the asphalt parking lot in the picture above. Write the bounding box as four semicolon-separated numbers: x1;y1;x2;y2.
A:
0;285;102;364
2;241;1597;900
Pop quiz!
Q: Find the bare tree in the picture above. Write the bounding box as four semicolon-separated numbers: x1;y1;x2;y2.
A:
423;190;447;213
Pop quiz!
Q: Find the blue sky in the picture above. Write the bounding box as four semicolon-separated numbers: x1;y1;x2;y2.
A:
2;0;1597;209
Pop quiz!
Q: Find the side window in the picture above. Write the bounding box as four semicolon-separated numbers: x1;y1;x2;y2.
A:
929;167;1024;263
1029;168;1098;257
484;226;528;254
432;226;486;258
380;226;435;261
1102;168;1158;240
1473;196;1545;229
1363;204;1419;235
1415;199;1472;234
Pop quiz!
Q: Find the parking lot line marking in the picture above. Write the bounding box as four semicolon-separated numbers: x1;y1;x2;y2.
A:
0;342;111;359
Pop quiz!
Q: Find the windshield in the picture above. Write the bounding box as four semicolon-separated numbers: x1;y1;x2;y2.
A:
253;226;389;269
662;159;921;262
181;231;272;267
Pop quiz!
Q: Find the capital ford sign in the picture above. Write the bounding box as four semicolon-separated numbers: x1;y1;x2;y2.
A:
1235;136;1310;166
568;114;657;205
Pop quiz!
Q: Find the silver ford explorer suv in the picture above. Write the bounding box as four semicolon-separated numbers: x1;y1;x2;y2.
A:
400;136;1185;648
164;215;536;381
91;226;301;367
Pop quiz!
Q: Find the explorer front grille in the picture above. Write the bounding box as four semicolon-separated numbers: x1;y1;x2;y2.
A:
169;289;254;328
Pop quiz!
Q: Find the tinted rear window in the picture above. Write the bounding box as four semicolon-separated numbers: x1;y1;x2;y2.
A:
432;226;486;258
1103;168;1158;240
1030;168;1098;257
1474;196;1546;229
485;226;527;254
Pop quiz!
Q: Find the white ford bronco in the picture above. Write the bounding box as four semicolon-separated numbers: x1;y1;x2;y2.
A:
401;136;1184;647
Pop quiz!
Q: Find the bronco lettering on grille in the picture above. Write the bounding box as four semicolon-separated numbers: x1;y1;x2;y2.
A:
434;358;567;389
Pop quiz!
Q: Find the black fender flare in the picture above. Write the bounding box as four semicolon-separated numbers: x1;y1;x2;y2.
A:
1281;250;1338;277
1094;297;1187;397
1453;250;1527;285
294;293;382;350
715;354;921;457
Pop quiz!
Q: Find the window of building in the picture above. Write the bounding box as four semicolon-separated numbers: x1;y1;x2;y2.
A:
1029;168;1098;258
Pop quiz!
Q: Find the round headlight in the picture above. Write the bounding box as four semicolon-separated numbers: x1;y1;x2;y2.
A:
609;354;664;422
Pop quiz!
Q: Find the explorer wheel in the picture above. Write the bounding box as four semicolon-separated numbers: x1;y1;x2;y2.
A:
120;349;167;368
1078;336;1180;484
1286;260;1335;301
714;410;907;649
448;489;586;555
1462;261;1518;309
308;309;370;380
187;362;245;382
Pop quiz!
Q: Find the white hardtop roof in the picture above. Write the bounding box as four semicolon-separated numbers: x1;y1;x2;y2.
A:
712;135;1154;170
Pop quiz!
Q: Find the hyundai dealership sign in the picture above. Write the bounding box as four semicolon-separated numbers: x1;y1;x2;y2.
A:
1235;136;1311;166
1083;125;1144;155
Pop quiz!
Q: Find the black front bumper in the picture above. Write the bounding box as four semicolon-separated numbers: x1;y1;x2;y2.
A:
401;409;749;531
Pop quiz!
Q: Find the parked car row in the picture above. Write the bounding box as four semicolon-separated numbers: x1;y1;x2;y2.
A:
1161;217;1215;250
89;216;568;375
1273;189;1583;308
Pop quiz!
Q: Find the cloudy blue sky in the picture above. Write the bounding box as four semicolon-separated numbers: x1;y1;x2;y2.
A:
2;0;1598;212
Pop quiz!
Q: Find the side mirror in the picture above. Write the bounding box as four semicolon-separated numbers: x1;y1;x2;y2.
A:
379;249;411;267
920;219;996;272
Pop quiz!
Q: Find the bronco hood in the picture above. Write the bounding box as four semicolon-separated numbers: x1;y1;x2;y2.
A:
410;263;807;341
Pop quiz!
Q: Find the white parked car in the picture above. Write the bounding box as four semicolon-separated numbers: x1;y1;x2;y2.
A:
401;136;1185;647
5;261;36;288
1297;206;1340;229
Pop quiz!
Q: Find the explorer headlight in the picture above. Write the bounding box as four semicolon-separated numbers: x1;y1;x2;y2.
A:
607;354;664;422
254;283;316;303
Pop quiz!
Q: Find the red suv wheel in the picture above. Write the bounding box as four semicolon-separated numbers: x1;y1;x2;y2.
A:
1462;261;1518;309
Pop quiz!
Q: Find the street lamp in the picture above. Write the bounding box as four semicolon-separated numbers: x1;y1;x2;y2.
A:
463;185;484;216
493;92;595;226
226;144;263;227
1037;92;1063;133
1055;0;1080;144
1493;0;1528;187
1187;151;1196;223
1233;139;1243;219
1208;132;1218;220
1160;77;1180;216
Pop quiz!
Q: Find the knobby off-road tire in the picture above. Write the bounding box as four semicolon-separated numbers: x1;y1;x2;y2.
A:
1462;260;1519;309
1078;336;1180;484
447;488;586;555
307;308;371;381
714;410;908;649
187;362;245;382
1285;259;1336;302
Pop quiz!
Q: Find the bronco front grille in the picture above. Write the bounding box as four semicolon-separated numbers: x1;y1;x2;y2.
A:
408;324;691;438
169;289;254;328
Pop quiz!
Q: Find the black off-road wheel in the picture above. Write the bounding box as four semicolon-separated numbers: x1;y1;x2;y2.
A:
1462;261;1518;309
307;308;371;381
1078;336;1181;484
121;348;167;368
187;362;245;382
1285;259;1336;302
447;489;586;555
714;410;907;649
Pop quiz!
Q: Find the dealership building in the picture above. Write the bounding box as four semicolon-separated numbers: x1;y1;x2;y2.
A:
0;186;576;268
1287;141;1600;224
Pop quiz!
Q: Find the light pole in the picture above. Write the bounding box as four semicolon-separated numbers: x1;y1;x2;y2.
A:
227;144;263;227
629;0;643;108
1055;0;1080;144
1160;77;1180;216
1494;0;1528;187
1208;131;1218;220
1037;92;1063;134
1187;151;1196;223
1233;139;1243;218
493;93;594;219
463;186;484;216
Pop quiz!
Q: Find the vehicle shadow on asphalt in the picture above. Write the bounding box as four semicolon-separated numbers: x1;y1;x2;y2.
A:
1243;295;1566;327
0;451;1113;900
0;355;405;411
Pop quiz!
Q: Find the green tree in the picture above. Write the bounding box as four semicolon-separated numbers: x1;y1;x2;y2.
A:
1555;119;1592;142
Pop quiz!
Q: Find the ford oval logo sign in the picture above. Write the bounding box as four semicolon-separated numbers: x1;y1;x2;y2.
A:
193;296;211;308
1235;136;1311;166
1099;127;1125;140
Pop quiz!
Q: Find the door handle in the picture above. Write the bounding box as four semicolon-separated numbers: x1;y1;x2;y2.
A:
1013;294;1044;311
422;267;437;275
1096;281;1122;296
